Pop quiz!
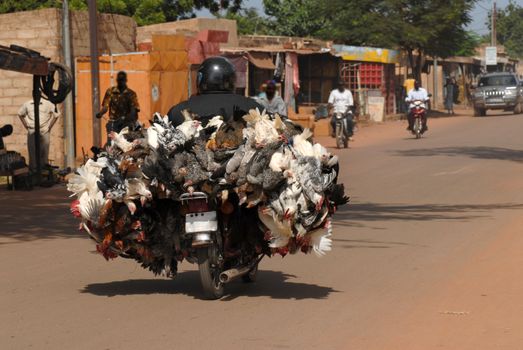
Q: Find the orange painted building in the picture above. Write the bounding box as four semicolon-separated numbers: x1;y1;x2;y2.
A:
74;35;188;160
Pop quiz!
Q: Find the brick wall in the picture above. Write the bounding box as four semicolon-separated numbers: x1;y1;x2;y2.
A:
70;11;136;57
0;8;136;167
0;9;63;165
137;18;238;48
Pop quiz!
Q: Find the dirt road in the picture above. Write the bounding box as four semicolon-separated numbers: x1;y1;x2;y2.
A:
2;112;523;349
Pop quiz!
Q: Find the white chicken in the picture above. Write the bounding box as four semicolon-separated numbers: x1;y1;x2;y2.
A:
244;108;280;147
67;160;103;198
178;110;201;140
126;178;153;206
109;127;133;153
146;113;166;150
292;129;314;157
308;220;333;257
78;190;104;223
258;206;293;248
269;148;293;173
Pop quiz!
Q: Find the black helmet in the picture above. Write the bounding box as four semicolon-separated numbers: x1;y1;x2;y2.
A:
197;56;236;94
0;124;13;137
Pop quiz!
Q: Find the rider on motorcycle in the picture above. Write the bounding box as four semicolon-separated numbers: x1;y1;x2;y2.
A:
168;56;263;127
328;80;355;139
405;80;429;132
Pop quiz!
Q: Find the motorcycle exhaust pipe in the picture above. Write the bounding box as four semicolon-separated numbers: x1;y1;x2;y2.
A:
219;265;252;284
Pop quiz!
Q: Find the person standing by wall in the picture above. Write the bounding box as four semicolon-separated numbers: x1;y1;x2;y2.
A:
96;71;140;138
444;77;456;115
18;99;60;171
256;80;288;117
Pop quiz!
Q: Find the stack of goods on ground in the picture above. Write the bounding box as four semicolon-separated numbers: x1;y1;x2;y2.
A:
0;124;28;177
67;108;348;276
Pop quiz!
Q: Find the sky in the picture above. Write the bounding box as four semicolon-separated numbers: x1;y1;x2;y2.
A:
199;0;519;37
469;0;514;35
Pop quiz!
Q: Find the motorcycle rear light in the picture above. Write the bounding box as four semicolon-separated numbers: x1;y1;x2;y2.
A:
185;199;209;213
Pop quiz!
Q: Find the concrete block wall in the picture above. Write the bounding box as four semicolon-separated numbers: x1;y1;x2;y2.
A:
0;9;63;165
0;8;136;167
137;18;238;48
70;11;136;57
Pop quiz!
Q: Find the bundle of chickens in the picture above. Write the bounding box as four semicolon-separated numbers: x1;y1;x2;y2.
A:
0;151;27;172
67;108;348;276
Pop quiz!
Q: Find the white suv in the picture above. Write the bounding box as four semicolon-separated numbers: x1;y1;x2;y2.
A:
473;73;523;116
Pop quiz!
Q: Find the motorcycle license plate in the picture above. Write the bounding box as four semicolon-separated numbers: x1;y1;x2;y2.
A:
185;211;218;233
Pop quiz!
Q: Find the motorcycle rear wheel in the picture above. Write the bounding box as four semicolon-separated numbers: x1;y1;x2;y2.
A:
335;124;346;149
414;119;422;139
197;247;224;300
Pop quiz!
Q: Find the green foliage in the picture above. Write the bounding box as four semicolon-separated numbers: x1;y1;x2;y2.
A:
315;0;396;46
454;31;481;57
263;0;328;37
261;0;477;80
133;0;165;25
493;1;523;58
0;0;61;13
381;0;477;79
217;7;270;35
0;0;243;25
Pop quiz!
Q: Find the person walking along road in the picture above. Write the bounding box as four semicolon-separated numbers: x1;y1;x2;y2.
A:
96;71;140;141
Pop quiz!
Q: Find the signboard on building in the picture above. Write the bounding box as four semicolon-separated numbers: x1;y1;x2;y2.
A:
333;45;400;64
485;46;497;66
368;96;385;122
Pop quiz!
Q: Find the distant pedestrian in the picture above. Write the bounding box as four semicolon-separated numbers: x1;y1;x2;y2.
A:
444;77;456;115
255;80;287;117
96;71;140;139
18;99;60;171
404;74;416;95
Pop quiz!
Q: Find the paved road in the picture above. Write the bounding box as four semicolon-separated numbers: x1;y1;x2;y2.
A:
2;112;523;349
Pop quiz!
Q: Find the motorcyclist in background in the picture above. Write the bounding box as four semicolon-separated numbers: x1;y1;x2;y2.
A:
405;80;430;132
328;81;355;139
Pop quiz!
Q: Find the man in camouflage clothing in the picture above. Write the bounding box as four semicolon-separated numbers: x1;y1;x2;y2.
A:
96;71;140;137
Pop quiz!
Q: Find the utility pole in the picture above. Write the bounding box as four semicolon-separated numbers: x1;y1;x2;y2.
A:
491;0;497;47
62;0;75;168
433;58;438;110
88;0;101;147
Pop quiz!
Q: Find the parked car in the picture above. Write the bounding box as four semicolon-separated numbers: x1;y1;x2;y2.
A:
472;72;523;116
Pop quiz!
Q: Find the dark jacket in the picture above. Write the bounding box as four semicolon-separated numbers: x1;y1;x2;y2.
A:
167;94;263;127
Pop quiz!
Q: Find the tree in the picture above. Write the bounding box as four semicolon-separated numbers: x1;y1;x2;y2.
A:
262;0;329;37
454;31;482;57
0;0;61;13
217;7;270;35
314;0;396;47
261;0;477;81
381;0;477;81
0;0;244;25
491;1;523;58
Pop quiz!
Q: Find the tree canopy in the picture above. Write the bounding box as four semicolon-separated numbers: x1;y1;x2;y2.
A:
1;0;484;77
0;0;243;26
262;0;328;38
492;1;523;58
216;7;270;35
261;0;477;80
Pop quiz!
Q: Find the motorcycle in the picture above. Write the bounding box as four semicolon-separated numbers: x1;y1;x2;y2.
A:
180;191;262;299
409;100;427;139
334;110;353;149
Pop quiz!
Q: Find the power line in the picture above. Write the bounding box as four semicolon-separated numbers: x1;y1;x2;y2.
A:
476;3;490;12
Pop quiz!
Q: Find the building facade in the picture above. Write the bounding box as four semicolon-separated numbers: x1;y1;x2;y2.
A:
0;8;136;167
